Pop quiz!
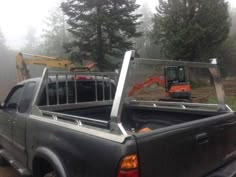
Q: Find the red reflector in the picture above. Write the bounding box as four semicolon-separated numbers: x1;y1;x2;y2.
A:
118;170;139;177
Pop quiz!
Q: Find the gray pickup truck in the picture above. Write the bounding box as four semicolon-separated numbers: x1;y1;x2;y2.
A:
0;51;236;177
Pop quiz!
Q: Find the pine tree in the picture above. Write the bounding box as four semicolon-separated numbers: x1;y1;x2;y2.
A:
134;3;161;58
22;27;39;53
61;0;141;70
151;0;230;61
41;6;67;57
135;3;153;56
229;8;236;36
0;28;6;52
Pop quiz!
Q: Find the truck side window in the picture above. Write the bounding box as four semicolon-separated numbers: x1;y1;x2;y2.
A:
4;85;24;110
19;82;36;113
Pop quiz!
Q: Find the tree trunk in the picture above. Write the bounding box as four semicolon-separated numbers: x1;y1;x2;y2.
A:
96;5;104;71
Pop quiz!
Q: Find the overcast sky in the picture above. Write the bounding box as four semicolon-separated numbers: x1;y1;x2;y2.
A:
0;0;235;50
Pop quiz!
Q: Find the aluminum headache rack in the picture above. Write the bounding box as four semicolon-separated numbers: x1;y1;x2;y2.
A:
110;50;231;134
33;69;118;106
31;51;231;136
31;69;119;132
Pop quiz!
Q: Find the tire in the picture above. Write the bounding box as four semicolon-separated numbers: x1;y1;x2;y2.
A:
44;171;57;177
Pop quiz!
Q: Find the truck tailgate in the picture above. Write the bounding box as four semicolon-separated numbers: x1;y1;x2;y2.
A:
134;112;236;177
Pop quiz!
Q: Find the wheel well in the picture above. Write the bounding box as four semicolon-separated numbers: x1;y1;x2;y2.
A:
33;156;54;177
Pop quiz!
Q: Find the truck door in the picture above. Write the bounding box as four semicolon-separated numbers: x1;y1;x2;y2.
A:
0;85;24;147
12;82;36;164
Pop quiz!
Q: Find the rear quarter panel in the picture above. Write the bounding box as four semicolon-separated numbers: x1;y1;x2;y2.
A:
134;112;236;177
26;115;137;177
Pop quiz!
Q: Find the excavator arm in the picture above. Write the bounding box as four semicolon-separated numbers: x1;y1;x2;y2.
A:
16;52;96;83
16;53;30;82
128;76;165;96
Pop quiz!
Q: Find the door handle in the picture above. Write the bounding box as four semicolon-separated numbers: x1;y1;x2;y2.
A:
196;133;208;145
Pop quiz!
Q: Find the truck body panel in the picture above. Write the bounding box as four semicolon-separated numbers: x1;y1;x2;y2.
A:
26;114;137;177
134;111;236;177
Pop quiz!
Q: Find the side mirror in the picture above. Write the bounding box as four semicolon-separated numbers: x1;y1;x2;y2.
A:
0;102;5;109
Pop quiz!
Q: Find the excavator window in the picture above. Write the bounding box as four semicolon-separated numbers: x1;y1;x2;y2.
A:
165;67;178;91
178;67;185;82
165;66;186;91
166;67;177;81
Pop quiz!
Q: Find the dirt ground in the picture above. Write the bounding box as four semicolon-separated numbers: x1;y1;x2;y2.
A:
0;166;21;177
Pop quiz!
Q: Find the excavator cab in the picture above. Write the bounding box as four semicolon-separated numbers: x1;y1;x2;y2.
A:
164;66;191;99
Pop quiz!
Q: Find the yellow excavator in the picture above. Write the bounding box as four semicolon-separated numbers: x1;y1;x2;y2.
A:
16;52;96;82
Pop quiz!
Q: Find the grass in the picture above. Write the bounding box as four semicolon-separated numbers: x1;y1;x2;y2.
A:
208;96;236;111
190;80;209;88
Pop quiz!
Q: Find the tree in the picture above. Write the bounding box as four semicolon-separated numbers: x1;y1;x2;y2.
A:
216;35;236;76
0;28;6;52
61;0;141;70
0;28;16;94
217;8;236;76
151;0;230;61
229;8;236;36
22;27;39;53
41;6;68;57
134;3;161;58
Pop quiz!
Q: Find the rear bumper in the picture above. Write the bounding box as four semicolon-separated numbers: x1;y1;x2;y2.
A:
206;160;236;177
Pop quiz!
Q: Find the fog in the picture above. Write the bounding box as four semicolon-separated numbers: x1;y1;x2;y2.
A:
0;0;236;100
0;0;235;49
0;0;60;49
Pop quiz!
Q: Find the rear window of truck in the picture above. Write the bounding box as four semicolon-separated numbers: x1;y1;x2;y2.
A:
38;80;116;106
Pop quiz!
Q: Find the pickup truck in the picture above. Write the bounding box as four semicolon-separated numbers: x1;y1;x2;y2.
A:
0;50;236;177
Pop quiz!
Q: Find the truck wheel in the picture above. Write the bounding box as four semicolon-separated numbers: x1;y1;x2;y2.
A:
44;171;57;177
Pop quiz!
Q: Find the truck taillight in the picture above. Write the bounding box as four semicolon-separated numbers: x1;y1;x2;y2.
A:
117;154;139;177
118;170;139;177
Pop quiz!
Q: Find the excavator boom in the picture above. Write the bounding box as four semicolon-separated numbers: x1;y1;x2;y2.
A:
16;52;96;83
16;53;30;82
23;58;72;69
128;76;165;96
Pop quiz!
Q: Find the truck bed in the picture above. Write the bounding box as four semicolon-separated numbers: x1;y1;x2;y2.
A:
39;104;236;177
43;104;227;132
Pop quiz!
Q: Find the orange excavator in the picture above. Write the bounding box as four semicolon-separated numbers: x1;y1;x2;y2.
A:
129;66;191;100
16;52;96;82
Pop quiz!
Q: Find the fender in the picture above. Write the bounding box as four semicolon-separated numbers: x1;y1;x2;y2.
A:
33;147;67;177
